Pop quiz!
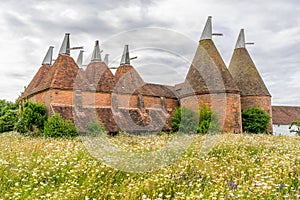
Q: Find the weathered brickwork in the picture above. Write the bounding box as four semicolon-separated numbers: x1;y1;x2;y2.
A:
21;29;274;134
180;93;242;133
241;96;273;132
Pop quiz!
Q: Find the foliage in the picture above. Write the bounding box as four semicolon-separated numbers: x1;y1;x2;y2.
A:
43;114;78;138
0;99;18;116
171;105;220;134
1;132;300;199
0;109;18;133
242;107;271;134
14;101;47;134
86;121;106;136
0;99;18;133
171;106;197;133
197;104;220;134
289;121;300;135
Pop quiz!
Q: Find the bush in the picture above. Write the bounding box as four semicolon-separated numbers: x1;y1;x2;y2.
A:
86;121;106;136
197;104;220;134
242;107;271;134
44;114;78;138
289;121;300;135
0;109;18;133
171;107;197;133
0;100;18;133
15;101;47;134
171;105;220;134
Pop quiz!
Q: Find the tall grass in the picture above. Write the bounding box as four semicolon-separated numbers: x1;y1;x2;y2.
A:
0;132;300;199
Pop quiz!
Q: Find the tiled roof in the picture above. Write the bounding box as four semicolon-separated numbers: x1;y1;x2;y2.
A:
228;48;271;97
51;104;119;133
134;83;177;99
185;40;239;95
21;64;50;98
85;61;115;92
31;55;80;95
51;104;172;133
272;106;300;125
114;64;144;94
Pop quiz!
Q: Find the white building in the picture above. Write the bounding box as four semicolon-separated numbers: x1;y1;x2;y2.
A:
272;106;300;136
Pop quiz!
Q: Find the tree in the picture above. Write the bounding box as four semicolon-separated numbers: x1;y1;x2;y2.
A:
242;107;271;134
289;121;300;135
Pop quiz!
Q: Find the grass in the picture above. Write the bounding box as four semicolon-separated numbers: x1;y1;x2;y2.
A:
0;132;300;199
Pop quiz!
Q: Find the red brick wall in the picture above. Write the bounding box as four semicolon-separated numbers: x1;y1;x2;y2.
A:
115;94;177;111
241;96;272;132
49;89;74;105
28;91;48;105
81;92;111;107
180;93;242;133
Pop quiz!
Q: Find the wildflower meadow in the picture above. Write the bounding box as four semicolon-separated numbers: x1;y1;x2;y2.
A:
0;132;300;199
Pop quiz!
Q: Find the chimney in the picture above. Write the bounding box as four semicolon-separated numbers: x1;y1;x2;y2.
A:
59;33;70;55
200;16;212;41
200;16;223;41
235;29;254;49
42;46;54;65
104;54;109;65
120;45;130;65
91;40;102;62
235;29;246;49
77;50;84;68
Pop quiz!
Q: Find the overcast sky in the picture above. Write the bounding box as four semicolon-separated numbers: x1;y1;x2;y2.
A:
0;0;299;106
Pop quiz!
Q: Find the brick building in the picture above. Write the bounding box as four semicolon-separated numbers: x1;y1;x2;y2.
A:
20;17;274;134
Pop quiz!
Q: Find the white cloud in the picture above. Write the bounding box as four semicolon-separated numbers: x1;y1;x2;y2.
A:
0;0;299;105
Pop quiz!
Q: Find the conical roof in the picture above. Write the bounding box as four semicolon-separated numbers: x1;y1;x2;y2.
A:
85;61;115;92
114;64;144;94
34;54;80;92
114;45;144;94
228;29;271;97
21;64;51;98
185;17;239;95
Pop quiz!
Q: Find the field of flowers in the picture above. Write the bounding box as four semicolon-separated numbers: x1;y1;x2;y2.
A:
0;132;300;199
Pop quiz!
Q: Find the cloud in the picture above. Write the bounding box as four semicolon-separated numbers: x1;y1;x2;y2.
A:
0;0;299;106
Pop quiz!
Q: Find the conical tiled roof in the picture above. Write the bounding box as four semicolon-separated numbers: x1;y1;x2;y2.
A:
85;61;115;92
228;29;271;97
114;45;144;94
185;17;239;95
114;64;144;94
84;40;115;92
34;54;80;92
21;64;50;98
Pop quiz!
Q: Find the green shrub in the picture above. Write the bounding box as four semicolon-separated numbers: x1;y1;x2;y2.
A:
15;101;47;134
86;121;106;136
44;114;78;138
171;105;220;134
289;121;300;135
0;100;18;133
0;109;18;133
242;107;271;134
197;104;220;134
171;107;197;133
0;99;18;117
